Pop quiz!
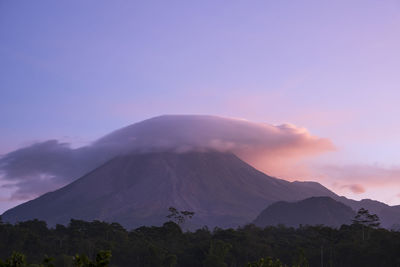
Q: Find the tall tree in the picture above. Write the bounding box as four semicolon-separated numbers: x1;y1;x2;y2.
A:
352;208;380;240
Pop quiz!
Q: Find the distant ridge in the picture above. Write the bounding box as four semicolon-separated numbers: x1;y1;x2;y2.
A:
253;197;355;228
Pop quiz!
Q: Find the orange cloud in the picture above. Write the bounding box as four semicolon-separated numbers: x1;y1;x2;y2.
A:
236;123;334;179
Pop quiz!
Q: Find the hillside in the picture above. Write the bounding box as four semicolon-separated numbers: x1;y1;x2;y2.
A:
253;196;355;228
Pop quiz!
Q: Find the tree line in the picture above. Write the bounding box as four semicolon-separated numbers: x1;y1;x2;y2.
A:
0;208;399;267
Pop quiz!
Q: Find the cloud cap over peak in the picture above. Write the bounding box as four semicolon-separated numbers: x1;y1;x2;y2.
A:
0;115;334;201
96;115;335;155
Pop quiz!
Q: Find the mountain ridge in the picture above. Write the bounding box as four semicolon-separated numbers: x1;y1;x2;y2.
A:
253;196;355;228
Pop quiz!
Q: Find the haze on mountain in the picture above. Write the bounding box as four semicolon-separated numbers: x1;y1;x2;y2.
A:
1;115;400;229
253;196;355;228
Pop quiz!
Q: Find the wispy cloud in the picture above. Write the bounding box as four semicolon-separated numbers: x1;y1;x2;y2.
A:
0;140;112;199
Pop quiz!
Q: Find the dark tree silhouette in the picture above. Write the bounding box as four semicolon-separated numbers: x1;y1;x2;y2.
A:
166;207;195;225
1;218;400;266
352;208;380;240
352;208;380;228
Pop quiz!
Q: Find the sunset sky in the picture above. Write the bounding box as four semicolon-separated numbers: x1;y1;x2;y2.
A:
1;0;400;213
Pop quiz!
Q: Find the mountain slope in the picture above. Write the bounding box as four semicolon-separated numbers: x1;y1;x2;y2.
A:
253;197;355;228
1;151;336;229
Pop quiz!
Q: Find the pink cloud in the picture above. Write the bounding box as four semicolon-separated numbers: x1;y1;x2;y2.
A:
317;164;400;187
340;184;366;194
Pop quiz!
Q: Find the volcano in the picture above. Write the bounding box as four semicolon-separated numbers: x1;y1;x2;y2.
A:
1;151;336;229
2;115;400;229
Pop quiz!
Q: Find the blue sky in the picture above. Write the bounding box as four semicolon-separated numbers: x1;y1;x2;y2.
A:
1;0;400;211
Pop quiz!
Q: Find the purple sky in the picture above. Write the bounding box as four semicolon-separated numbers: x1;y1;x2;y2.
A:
1;0;400;212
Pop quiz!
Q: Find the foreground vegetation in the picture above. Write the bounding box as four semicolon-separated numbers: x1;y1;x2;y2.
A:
0;214;400;267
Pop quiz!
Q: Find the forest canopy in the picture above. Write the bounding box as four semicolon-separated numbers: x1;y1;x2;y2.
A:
0;209;399;267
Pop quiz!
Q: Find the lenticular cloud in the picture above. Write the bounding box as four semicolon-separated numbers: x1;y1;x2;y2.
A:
0;115;334;199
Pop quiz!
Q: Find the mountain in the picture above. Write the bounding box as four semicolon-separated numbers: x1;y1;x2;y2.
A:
1;151;337;229
0;114;334;203
253;197;355;228
2;115;399;229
